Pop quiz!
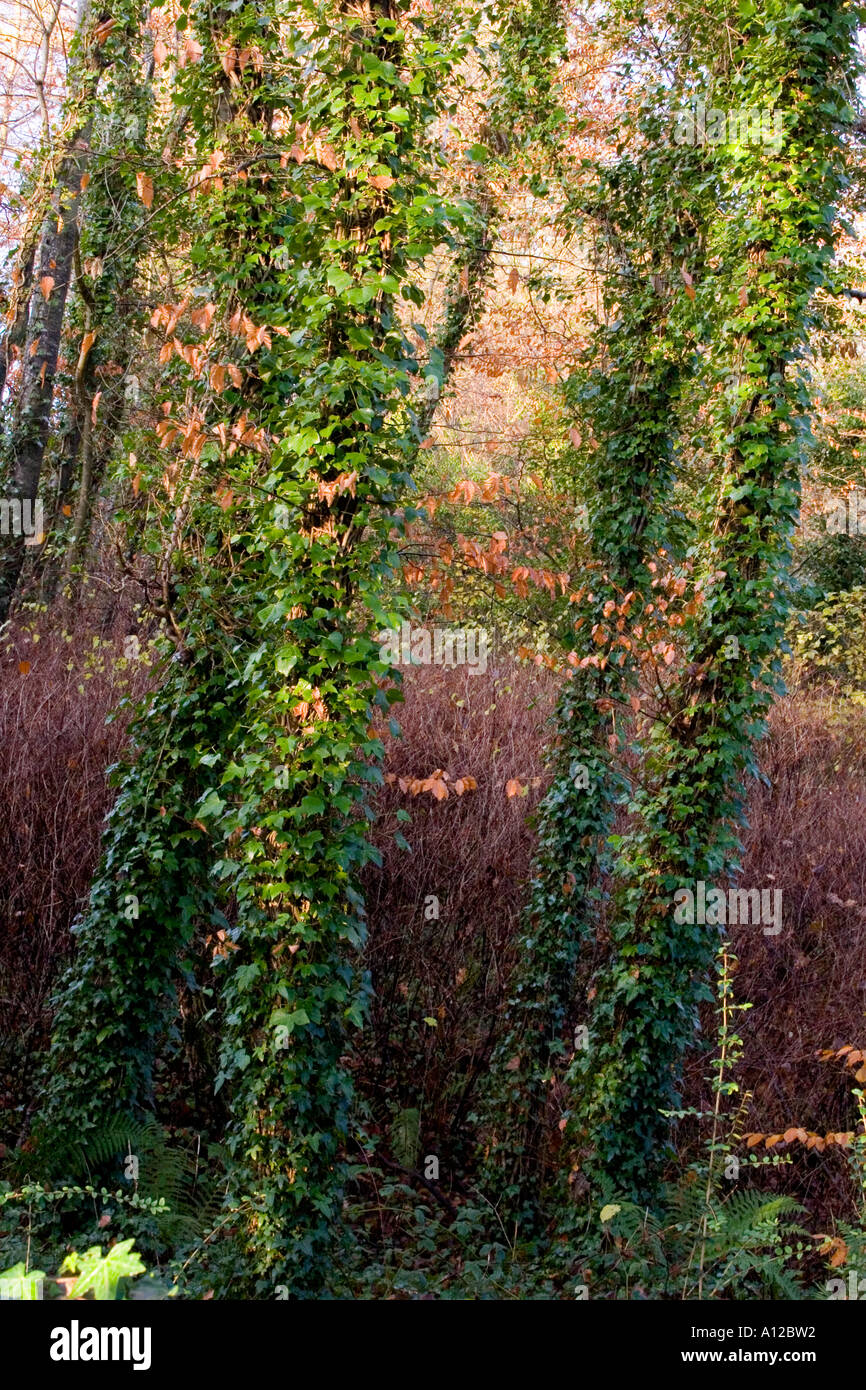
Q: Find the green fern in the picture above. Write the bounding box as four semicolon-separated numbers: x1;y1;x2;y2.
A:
15;1117;220;1246
390;1108;421;1170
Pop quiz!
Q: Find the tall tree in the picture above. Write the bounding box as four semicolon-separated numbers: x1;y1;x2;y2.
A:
0;0;142;616
570;0;864;1197
41;0;478;1296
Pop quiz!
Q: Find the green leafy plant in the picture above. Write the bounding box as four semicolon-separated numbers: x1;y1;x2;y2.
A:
59;1240;146;1301
789;585;866;699
0;1238;147;1301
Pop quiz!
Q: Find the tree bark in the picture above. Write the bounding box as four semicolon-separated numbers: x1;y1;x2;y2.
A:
0;0;103;619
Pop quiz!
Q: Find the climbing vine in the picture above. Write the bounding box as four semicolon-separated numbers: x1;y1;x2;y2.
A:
43;0;478;1295
568;0;864;1196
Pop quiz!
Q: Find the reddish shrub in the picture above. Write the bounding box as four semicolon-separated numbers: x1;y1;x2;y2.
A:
360;658;556;1158
0;600;151;1143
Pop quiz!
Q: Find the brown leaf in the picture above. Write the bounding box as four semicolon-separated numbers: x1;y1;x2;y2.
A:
507;267;519;293
80;171;91;192
153;38;169;66
39;275;55;300
77;330;96;376
830;1238;848;1268
368;174;395;190
18;661;31;675
135;172;154;209
315;141;339;171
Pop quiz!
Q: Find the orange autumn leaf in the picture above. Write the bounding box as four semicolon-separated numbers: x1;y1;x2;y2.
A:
135;172;154;209
39;275;55;300
452;776;477;795
77;330;96;375
505;778;524;798
182;36;204;65
18;661;30;675
314;141;339;171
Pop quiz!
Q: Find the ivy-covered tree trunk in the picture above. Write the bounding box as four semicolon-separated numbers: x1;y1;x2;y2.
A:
57;35;154;584
571;0;863;1198
487;0;863;1215
488;119;710;1209
41;0;474;1297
